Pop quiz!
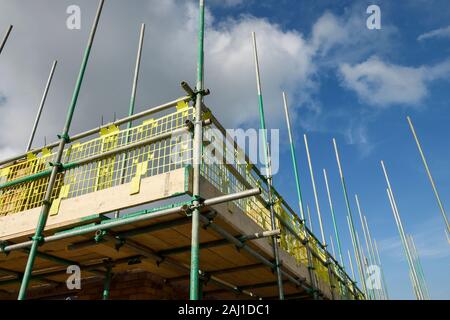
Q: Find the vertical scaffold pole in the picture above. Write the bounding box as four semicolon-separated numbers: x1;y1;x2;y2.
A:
384;178;423;300
252;31;284;300
386;188;421;299
333;139;367;298
355;195;378;299
323;168;345;267
373;239;389;300
304;134;326;245
281;92;305;221
347;249;356;281
407;116;450;235
17;0;105;300
407;234;430;299
0;25;12;55
26;60;58;152
127;23;145;129
330;235;336;258
281;92;318;299
356;230;373;300
102;264;113;300
190;0;206;300
363;215;383;300
116;23;146;210
307;204;313;233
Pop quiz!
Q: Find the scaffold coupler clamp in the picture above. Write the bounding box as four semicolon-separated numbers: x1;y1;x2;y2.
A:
94;230;107;243
31;235;45;246
49;161;64;172
57;133;71;144
271;260;283;273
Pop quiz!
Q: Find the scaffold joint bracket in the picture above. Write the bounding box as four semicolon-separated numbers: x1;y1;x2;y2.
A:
57;133;71;143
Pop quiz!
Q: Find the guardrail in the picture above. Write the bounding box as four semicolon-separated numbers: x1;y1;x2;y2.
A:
0;101;363;299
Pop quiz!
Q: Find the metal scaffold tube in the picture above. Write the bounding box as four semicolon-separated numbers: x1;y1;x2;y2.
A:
323;168;345;267
364;215;384;299
190;0;206;300
102;264;113;300
26;60;58;152
128;23;145;129
407;235;430;299
304;134;326;246
281;92;318;299
252;31;284;300
17;0;105;300
0;25;12;55
373;239;389;300
346;215;365;295
355;195;378;299
333;139;368;298
347;249;356;281
407;116;450;236
1;188;261;254
302;135;335;298
384;177;423;300
282;92;305;221
116;23;146;220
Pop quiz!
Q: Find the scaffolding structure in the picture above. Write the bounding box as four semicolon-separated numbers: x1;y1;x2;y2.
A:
0;0;365;300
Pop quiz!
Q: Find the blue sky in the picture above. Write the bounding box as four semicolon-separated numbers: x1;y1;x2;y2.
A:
0;0;449;299
207;0;450;299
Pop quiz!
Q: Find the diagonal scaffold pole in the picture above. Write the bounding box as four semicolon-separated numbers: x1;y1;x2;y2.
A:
17;0;105;300
281;92;319;299
407;116;450;236
0;25;12;55
190;0;206;300
26;60;58;152
333;139;368;298
252;31;284;300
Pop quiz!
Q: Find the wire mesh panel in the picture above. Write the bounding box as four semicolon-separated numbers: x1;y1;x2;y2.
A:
0;107;194;216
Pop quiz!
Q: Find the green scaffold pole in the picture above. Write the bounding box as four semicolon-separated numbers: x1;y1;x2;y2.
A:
252;32;284;300
17;0;105;300
190;0;206;300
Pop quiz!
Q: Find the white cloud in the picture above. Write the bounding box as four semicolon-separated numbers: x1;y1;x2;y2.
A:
0;0;403;159
338;57;450;108
418;25;450;42
311;12;349;56
0;0;318;156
